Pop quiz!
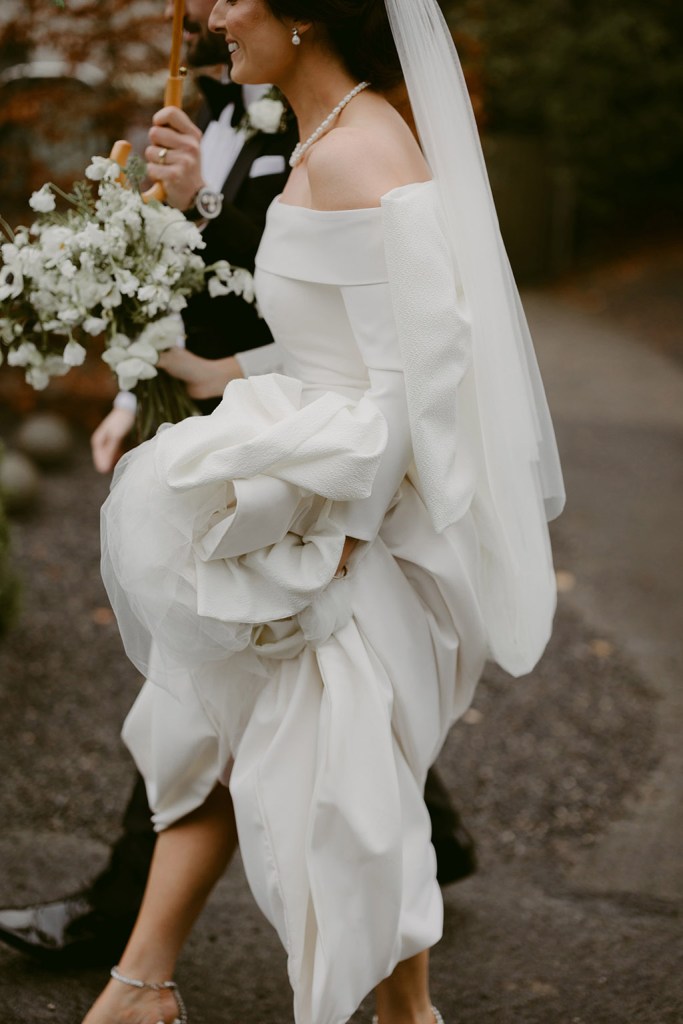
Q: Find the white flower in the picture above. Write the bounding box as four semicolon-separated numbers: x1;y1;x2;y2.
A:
168;293;188;313
85;156;120;182
114;269;140;297
104;337;158;369
247;97;285;134
110;332;132;349
28;185;56;213
57;308;82;325
60;259;78;279
139;315;185;352
38;225;72;257
63;339;87;366
100;286;123;310
126;339;158;363
40;319;70;334
0;318;14;343
115;357;158;391
25;365;50;390
136;283;171;317
7;341;40;367
83;316;108;336
231;267;256;303
1;242;19;263
207;262;256;303
0;265;23;300
74;222;109;252
43;354;70;377
141;204;204;252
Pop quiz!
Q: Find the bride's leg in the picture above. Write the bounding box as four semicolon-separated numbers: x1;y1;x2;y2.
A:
82;783;237;1024
375;950;435;1024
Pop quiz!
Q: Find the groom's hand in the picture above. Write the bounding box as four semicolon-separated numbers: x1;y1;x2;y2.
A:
146;106;206;212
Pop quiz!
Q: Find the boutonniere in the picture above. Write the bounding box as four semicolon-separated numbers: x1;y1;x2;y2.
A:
239;86;291;138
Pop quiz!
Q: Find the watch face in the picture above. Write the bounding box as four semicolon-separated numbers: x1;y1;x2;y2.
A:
196;187;223;219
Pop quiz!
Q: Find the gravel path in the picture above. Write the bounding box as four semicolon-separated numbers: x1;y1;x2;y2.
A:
0;432;680;1023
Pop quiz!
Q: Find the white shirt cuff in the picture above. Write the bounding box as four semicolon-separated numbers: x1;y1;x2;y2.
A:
234;343;282;378
113;391;137;413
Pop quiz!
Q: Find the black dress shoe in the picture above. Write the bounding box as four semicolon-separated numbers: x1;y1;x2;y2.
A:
433;817;477;887
0;894;136;967
424;767;478;887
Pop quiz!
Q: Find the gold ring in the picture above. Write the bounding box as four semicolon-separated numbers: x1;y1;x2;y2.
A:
158;147;168;164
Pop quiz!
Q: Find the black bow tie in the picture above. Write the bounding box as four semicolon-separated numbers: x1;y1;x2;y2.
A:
196;76;245;126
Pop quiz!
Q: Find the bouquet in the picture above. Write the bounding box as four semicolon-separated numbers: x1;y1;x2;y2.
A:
0;155;255;437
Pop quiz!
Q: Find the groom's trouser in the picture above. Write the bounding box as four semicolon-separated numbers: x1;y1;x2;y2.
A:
86;767;469;919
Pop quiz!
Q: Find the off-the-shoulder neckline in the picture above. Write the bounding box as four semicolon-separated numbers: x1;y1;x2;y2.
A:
275;179;434;216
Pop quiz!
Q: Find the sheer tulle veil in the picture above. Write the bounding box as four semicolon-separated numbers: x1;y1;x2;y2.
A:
384;0;565;674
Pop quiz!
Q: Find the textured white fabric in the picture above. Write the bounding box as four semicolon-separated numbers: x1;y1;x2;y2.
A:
101;373;388;696
105;187;555;1024
381;183;474;532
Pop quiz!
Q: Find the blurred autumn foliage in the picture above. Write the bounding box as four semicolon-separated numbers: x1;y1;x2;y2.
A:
0;1;177;422
0;0;171;223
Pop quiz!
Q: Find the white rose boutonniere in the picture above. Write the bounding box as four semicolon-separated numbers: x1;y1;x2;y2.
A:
248;97;286;134
239;87;289;139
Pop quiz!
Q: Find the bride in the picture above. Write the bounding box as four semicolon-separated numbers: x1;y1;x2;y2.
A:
84;0;564;1022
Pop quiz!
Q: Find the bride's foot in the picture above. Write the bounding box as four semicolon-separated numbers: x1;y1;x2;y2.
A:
372;1007;445;1024
82;967;188;1024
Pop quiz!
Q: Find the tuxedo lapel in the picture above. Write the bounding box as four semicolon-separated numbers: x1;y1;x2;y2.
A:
194;101;212;134
222;132;271;204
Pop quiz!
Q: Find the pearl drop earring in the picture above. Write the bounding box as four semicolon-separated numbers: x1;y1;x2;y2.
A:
291;27;301;46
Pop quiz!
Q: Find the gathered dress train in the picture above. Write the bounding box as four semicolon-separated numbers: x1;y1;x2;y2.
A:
102;182;555;1024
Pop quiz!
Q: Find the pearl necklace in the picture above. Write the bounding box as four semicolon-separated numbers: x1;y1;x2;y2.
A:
289;81;371;168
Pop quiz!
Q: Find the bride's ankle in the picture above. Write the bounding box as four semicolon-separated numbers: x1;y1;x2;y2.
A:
373;1002;439;1024
82;973;185;1024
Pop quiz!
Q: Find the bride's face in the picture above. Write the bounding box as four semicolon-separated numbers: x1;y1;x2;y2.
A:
209;0;295;85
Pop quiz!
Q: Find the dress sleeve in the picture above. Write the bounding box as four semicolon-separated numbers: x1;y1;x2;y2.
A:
331;282;413;542
234;342;283;377
380;183;474;534
333;183;477;542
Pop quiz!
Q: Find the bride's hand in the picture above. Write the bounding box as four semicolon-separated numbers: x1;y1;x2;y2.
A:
90;407;135;474
157;348;243;400
336;537;359;577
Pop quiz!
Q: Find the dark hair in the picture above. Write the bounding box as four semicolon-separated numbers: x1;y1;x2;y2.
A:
266;0;403;90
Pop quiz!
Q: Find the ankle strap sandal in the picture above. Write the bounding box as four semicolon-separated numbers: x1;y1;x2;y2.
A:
110;965;189;1024
373;1008;445;1024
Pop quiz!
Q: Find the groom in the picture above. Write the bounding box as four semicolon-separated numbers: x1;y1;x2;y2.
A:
0;0;475;968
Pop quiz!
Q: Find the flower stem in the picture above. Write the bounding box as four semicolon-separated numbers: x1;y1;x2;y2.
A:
134;371;199;441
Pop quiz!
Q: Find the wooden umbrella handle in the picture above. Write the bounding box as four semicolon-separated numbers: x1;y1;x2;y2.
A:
109;0;187;204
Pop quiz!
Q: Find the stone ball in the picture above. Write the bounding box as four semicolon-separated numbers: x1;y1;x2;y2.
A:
15;412;74;467
0;450;41;513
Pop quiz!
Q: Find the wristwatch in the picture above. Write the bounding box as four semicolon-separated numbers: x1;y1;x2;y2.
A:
186;186;223;221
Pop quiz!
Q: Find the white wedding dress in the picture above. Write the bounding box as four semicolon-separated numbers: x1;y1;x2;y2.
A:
102;182;553;1024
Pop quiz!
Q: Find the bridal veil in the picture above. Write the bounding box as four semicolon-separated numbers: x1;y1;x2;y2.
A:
385;0;565;674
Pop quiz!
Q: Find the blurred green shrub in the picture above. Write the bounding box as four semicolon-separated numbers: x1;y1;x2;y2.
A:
0;443;20;639
447;0;683;226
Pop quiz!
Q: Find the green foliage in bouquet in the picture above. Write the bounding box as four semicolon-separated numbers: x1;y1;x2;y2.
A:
0;443;20;640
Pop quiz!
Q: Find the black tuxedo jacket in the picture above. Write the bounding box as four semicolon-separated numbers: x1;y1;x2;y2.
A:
183;94;297;411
